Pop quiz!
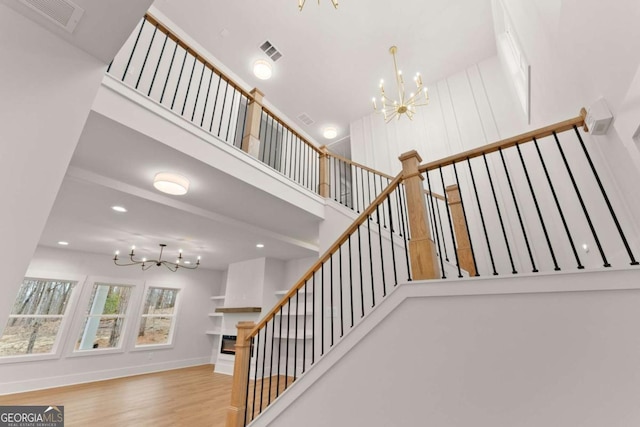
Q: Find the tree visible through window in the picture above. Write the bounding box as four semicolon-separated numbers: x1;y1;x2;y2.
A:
76;283;132;350
136;287;179;346
0;278;76;357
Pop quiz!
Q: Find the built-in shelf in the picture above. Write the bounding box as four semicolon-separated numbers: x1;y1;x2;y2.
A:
215;307;262;313
210;296;225;300
206;330;222;335
208;313;224;317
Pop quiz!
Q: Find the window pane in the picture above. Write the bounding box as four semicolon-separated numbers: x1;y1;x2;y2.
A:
85;283;132;316
76;317;126;350
76;283;133;351
136;316;173;346
0;317;62;356
11;279;75;316
143;288;178;315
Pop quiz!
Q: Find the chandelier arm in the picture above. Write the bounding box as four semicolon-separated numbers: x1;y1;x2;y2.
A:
405;89;426;104
114;259;143;267
331;0;338;9
142;263;155;271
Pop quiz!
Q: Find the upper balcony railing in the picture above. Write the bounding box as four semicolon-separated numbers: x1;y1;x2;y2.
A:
108;14;394;206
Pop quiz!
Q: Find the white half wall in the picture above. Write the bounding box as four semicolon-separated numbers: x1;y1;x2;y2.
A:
0;246;223;395
255;268;640;427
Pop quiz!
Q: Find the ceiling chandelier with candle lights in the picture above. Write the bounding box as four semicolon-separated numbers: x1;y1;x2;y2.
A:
298;0;338;11
113;243;200;272
372;46;429;123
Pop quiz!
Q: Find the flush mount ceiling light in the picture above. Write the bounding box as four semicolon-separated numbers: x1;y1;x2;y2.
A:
298;0;338;10
113;244;200;272
372;46;429;123
153;172;189;196
253;59;272;80
111;206;127;213
323;127;337;139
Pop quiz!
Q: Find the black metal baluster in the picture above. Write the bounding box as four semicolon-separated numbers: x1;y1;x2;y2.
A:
553;131;610;267
376;204;387;296
106;60;113;74
321;264;324;356
339;246;344;337
208;74;223;133
425;192;438;250
330;254;334;347
251;330;261;421
360;168;366;212
284;300;291;392
380;175;387;228
311;273;315;365
573;126;638;265
296;137;302;186
466;157;498;275
358;226;365;317
159;41;178;104
135;24;157;90
482;153;517;273
122;19;145;81
498;148;537;272
425;171;446;279
259;325;267;414
237;94;249;149
268;317;276;405
148;33;168;97
348;235;355;327
367;212;376;307
433;195;449;262
180;56;197;116
293;290;299;382
354;165;360;213
170;49;188;110
452;163;480;276
217;80;230;137
303;281;308;373
199;68;214;127
387;195;398;285
275;307;283;397
531;138;583;270
515;143;560;271
439;167;463;278
190;62;206;122
225;89;237;142
257;112;266;162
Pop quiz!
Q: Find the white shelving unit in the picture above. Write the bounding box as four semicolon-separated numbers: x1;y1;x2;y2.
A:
273;289;314;342
208;295;225;365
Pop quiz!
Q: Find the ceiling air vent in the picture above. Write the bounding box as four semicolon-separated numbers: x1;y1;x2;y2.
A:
297;113;315;126
260;40;283;62
19;0;85;33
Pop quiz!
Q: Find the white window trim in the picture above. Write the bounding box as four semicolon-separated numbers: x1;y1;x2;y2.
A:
130;282;184;351
66;276;144;358
0;272;86;364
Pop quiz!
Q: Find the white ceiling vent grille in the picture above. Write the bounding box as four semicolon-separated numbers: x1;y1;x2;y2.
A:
260;41;283;62
19;0;85;33
297;113;315;126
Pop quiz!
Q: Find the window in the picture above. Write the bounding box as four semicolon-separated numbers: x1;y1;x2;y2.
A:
0;278;76;357
76;283;132;351
136;287;179;347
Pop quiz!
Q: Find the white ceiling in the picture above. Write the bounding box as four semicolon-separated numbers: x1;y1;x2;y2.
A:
153;0;497;143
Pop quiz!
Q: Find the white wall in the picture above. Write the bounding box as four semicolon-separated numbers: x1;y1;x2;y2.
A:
351;55;528;176
258;269;640;427
0;246;223;394
0;5;109;341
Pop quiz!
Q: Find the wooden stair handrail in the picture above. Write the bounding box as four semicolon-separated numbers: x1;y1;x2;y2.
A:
418;110;587;173
325;150;395;180
247;172;404;339
424;189;445;201
144;13;320;156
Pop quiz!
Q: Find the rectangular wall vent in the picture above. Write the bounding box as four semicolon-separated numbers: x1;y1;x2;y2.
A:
297;113;315;126
259;40;283;62
19;0;85;33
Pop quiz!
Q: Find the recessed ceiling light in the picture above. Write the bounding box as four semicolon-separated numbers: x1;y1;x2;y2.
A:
323;127;337;139
253;59;272;80
153;172;190;196
58;241;69;246
256;243;265;248
112;206;127;213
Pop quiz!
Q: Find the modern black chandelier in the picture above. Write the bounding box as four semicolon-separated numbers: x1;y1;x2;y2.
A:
113;243;200;272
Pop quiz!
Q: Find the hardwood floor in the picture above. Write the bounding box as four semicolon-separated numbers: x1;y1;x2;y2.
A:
0;365;233;427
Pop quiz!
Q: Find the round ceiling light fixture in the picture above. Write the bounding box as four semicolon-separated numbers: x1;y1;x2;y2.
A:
153;172;190;196
323;127;337;139
253;59;272;80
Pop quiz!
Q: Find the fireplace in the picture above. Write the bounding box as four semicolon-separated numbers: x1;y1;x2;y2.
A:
221;335;236;355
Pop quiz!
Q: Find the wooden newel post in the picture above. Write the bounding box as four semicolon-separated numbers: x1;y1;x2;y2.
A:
318;146;330;198
445;184;477;277
241;88;264;158
399;151;440;280
225;321;256;427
